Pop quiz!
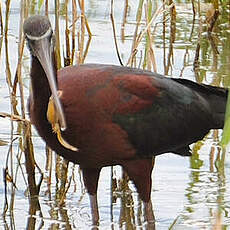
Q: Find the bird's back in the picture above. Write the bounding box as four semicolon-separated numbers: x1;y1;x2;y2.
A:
58;64;227;159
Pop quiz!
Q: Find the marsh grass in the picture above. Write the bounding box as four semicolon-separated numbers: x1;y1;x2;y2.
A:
0;0;229;229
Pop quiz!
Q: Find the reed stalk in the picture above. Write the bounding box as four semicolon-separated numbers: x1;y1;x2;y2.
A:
0;2;3;57
110;0;123;65
3;0;15;216
71;0;77;64
127;0;144;67
77;0;85;64
121;0;128;43
143;0;157;72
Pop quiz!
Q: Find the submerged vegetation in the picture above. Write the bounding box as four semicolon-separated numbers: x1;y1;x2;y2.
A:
0;0;230;229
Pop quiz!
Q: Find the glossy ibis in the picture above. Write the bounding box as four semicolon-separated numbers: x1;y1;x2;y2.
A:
23;15;227;225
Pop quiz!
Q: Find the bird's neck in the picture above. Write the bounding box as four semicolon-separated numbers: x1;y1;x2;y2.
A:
30;56;51;107
30;53;58;114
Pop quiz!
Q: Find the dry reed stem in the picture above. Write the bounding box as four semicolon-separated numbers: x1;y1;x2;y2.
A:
110;167;116;223
143;1;152;70
76;0;92;63
191;0;196;18
212;212;222;230
128;0;144;68
118;171;135;226
0;2;2;33
178;48;189;78
71;0;77;64
188;1;196;44
164;1;176;75
82;33;92;63
59;172;73;205
0;112;30;123
127;4;164;67
55;0;61;69
209;146;215;173
193;0;202;80
121;0;128;43
45;146;53;198
17;7;26;120
2;0;20;216
110;0;123;66
3;168;9;214
0;2;3;57
4;0;13;89
162;0;166;72
84;17;92;37
45;0;49;16
71;164;77;192
144;2;157;72
55;157;69;203
77;0;85;64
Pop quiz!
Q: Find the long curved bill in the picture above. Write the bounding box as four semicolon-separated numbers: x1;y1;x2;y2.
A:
32;36;67;131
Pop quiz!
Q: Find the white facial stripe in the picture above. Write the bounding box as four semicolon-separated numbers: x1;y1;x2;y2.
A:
26;27;52;40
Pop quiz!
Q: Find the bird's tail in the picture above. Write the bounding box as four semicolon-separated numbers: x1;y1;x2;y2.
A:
173;78;228;129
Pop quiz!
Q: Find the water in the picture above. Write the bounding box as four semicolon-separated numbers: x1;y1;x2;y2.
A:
0;0;230;229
